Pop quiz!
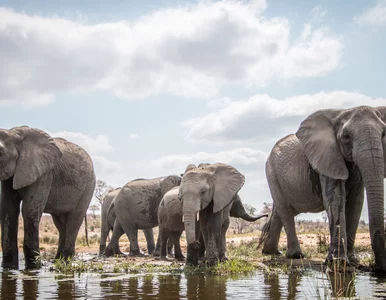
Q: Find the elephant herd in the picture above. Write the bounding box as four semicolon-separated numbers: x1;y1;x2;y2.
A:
1;105;386;272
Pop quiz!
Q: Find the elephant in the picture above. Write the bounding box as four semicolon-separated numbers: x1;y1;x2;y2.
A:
179;162;248;266
99;185;160;256
104;175;181;257
158;185;267;261
259;105;386;272
0;126;96;269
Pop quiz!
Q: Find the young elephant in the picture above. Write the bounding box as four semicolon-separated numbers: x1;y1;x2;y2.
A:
0;126;95;269
104;175;181;257
158;186;267;261
99;186;156;256
179;162;266;266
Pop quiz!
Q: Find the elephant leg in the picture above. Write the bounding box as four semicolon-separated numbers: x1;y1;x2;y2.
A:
262;207;283;255
345;171;364;265
171;231;185;261
198;232;205;261
153;234;161;256
1;179;22;269
105;219;125;257
119;221;144;256
51;215;67;259
219;217;230;262
111;222;125;256
320;175;348;263
282;214;304;259
167;236;174;256
143;228;155;255
205;210;223;266
160;227;170;259
22;175;52;269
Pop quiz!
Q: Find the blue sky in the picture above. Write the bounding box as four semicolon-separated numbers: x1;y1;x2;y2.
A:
1;0;386;221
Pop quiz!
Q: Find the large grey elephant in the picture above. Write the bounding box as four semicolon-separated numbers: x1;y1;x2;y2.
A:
104;175;181;257
99;186;158;256
179;163;247;266
260;106;386;272
0;126;95;269
158;186;267;261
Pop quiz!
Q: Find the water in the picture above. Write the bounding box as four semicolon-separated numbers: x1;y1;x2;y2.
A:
1;266;386;299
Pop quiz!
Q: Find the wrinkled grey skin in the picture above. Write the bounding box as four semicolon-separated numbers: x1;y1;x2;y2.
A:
261;106;386;272
179;163;246;266
99;186;156;256
104;175;181;257
158;186;267;261
0;126;95;269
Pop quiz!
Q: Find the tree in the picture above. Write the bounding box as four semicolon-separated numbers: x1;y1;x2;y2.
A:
94;179;114;206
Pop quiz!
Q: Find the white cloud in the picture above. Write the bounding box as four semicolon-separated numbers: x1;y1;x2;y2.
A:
0;2;342;105
50;131;115;154
150;148;267;172
310;5;327;22
354;0;386;25
129;133;139;139
184;91;386;143
92;155;120;174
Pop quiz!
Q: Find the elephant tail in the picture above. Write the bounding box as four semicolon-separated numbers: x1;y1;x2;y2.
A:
107;200;115;220
84;215;89;247
257;205;274;250
230;194;268;222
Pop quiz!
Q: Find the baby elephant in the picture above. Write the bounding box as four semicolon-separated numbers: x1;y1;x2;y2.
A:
157;186;268;261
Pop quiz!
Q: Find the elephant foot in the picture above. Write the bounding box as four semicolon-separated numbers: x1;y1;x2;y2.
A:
129;250;147;257
175;255;185;262
347;253;359;267
262;249;282;256
219;256;228;263
286;250;305;259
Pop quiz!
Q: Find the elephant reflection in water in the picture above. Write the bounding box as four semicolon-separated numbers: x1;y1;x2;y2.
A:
263;272;301;300
158;275;182;298
186;275;227;299
263;271;357;299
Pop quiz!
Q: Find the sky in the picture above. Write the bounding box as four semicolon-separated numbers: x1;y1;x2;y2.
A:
1;0;386;222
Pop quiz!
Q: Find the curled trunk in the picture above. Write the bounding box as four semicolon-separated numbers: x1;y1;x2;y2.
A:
230;195;268;222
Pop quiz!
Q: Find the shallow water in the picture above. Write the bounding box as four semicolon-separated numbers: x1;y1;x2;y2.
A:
1;258;386;299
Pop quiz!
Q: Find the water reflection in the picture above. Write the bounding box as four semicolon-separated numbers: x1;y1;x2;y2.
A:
0;267;385;299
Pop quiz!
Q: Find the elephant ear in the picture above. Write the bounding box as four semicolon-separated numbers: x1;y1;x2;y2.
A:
11;126;62;190
296;109;348;180
198;162;211;168
207;163;245;214
376;106;386;178
161;175;181;196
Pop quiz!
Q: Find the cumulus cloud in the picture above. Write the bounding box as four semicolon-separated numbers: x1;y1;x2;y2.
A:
150;148;267;173
354;0;386;25
0;1;342;105
185;91;386;143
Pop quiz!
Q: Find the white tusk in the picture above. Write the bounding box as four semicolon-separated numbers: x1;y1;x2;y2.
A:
182;215;184;223
196;212;199;221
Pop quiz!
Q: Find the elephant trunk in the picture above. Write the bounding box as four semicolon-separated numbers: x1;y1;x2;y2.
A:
354;138;386;271
183;200;200;266
230;195;268;222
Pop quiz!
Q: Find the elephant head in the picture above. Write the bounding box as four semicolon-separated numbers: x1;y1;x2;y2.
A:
160;175;182;196
179;163;245;247
0;126;62;190
296;105;386;270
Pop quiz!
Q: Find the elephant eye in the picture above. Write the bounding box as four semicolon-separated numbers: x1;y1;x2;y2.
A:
342;132;351;142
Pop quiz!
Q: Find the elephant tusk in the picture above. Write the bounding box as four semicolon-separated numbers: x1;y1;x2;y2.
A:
182;215;184;223
196;212;199;221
